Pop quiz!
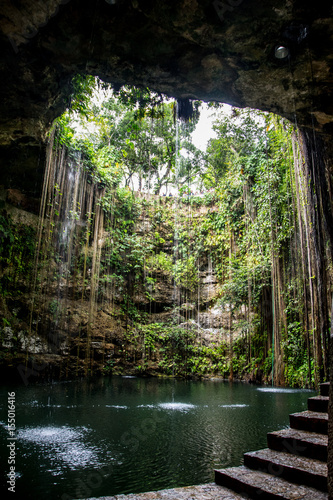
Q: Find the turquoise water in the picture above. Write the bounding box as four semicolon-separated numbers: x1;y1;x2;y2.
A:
0;377;315;499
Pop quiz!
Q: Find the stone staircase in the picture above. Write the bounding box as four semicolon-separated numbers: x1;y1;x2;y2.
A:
215;382;329;499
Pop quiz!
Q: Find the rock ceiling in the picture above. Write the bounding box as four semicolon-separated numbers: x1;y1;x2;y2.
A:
0;0;332;145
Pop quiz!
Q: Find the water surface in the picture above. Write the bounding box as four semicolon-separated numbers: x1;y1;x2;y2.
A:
0;377;315;499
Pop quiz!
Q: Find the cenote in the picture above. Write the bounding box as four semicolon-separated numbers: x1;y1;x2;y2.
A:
0;378;315;499
0;2;332;497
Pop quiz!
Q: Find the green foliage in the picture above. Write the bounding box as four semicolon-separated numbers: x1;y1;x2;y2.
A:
69;74;96;118
284;355;313;388
49;299;59;317
103;359;115;374
173;255;199;291
54;77;204;196
0;213;36;294
146;252;173;275
116;85;166;119
123;322;233;378
52;113;76;148
281;320;312;387
0;213;15;245
97;145;121;177
25;80;316;387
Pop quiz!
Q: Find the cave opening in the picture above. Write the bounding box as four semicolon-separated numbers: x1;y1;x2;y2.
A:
1;74;329;392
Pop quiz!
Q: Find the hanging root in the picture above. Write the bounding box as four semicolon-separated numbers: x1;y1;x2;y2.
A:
176;98;196;122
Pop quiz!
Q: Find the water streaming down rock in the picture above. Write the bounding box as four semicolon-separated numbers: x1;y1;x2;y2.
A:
28;137;108;375
20;117;248;380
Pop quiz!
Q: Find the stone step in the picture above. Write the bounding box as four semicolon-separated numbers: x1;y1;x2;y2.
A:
214;466;328;499
289;410;328;435
84;482;251;499
320;382;330;397
267;428;327;462
243;448;328;492
308;396;329;413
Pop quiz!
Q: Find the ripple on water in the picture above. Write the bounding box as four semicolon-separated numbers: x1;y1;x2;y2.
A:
17;425;111;471
22;401;79;409
105;405;128;409
158;402;196;412
22;400;40;407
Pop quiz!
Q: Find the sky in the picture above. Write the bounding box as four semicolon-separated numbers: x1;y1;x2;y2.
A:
191;103;216;151
191;102;233;151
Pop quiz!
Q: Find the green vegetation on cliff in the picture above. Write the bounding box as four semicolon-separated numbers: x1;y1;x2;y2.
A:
0;78;330;388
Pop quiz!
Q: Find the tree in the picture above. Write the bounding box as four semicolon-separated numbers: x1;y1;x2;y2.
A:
72;82;203;195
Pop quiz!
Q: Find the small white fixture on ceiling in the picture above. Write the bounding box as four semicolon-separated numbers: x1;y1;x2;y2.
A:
275;45;289;59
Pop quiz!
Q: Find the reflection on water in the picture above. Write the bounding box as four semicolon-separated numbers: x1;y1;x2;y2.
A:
0;378;315;499
219;404;248;408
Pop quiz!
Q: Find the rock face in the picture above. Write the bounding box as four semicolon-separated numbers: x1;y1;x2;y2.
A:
0;0;332;195
0;0;332;129
1;186;246;382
